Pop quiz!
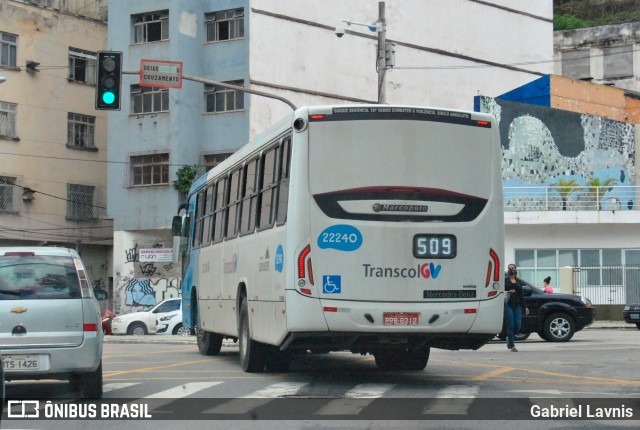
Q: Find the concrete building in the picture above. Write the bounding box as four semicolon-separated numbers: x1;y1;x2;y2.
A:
476;74;640;314
554;21;640;93
0;0;113;307
105;0;554;313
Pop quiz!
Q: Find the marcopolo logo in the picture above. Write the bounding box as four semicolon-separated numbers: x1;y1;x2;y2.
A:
363;262;442;279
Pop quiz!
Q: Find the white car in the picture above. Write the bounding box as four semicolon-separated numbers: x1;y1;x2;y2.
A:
156;309;192;336
111;298;181;335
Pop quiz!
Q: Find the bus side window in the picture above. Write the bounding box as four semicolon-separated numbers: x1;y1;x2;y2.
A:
213;177;226;242
276;137;291;225
225;168;242;239
240;158;259;235
202;185;214;246
258;146;279;229
193;190;205;248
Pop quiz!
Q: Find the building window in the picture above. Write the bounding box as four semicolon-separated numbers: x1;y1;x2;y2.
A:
1;32;17;67
67;183;96;221
133;11;169;44
204;152;233;172
68;48;97;85
204;80;244;113
131;153;170;186
132;85;169;114
0;176;18;214
205;8;244;42
603;45;633;79
0;102;17;138
561;49;590;80
68;113;95;148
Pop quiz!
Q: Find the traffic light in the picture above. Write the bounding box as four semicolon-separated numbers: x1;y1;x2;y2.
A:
95;51;122;110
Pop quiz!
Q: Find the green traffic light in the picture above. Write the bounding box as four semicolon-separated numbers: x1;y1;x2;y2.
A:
102;91;116;105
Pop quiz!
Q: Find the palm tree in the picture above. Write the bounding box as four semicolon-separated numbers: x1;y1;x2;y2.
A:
550;178;579;211
586;177;619;210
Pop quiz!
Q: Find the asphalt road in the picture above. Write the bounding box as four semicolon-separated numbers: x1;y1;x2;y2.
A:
2;328;640;429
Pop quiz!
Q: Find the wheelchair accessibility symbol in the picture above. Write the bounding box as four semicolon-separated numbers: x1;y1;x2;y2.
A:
322;275;341;294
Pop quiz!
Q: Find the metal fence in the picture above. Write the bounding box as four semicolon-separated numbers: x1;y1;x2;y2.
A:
573;265;640;305
504;185;639;212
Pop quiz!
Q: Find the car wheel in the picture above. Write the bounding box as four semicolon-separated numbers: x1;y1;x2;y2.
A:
515;332;530;341
537;331;548;341
543;312;575;342
239;299;266;372
74;362;103;399
636;323;640;330
173;323;192;336
127;322;147;336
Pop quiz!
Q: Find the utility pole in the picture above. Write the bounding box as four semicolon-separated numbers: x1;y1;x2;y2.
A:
377;1;386;104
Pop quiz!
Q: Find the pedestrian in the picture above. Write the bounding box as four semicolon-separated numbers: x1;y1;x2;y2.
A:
504;263;529;352
543;276;554;294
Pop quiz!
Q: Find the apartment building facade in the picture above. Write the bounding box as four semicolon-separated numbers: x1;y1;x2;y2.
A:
0;0;113;304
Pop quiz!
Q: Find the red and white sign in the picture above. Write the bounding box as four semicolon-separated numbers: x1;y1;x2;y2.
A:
140;59;183;89
139;248;173;262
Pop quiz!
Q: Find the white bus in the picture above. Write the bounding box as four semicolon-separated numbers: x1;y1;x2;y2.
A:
173;105;504;373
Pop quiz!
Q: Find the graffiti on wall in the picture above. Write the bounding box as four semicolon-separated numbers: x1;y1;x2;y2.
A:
479;97;636;209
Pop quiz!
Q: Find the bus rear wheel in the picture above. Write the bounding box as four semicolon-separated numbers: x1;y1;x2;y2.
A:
239;300;266;372
374;346;430;371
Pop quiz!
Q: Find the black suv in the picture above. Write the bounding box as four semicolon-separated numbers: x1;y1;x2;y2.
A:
499;279;596;342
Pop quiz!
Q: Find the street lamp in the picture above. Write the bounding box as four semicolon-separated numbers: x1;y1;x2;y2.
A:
335;1;393;103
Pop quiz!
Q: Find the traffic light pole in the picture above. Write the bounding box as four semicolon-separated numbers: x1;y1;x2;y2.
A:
122;70;297;110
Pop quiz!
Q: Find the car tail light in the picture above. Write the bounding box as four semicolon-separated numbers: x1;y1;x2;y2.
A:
83;324;98;332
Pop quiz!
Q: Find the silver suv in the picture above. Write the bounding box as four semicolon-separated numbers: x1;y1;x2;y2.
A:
0;247;107;398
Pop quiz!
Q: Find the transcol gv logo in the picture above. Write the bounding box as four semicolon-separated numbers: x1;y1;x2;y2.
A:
362;262;442;280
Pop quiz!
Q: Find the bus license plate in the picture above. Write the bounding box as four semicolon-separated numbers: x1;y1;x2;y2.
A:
2;355;40;371
383;313;420;326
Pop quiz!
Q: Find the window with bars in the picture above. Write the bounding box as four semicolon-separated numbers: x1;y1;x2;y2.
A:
67;183;96;221
1;32;17;67
204;80;244;113
131;153;170;186
0;101;17;138
204;152;233;171
205;8;244;42
68;48;97;85
0;176;17;214
133;11;169;44
68;113;96;148
132;85;169;114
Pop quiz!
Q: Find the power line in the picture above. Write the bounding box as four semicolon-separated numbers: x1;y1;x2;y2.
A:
0;178;106;210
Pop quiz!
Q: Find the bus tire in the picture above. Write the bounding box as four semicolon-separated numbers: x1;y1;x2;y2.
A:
239;300;266;373
265;346;291;373
375;346;430;371
197;329;223;355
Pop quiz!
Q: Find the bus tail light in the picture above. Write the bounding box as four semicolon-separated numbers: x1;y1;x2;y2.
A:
486;248;500;288
298;245;311;278
297;245;314;294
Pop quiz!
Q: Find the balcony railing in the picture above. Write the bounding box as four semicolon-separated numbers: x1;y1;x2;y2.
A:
503;185;639;212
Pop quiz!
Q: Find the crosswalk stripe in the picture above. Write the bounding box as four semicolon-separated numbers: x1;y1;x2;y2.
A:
103;382;140;393
144;382;224;399
314;383;395;415
422;385;480;415
204;382;309;415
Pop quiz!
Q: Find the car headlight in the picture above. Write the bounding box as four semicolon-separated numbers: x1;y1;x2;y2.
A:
113;317;123;323
580;296;592;307
159;315;173;321
624;305;630;311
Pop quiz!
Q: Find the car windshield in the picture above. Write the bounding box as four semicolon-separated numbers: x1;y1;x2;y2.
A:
0;255;81;300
